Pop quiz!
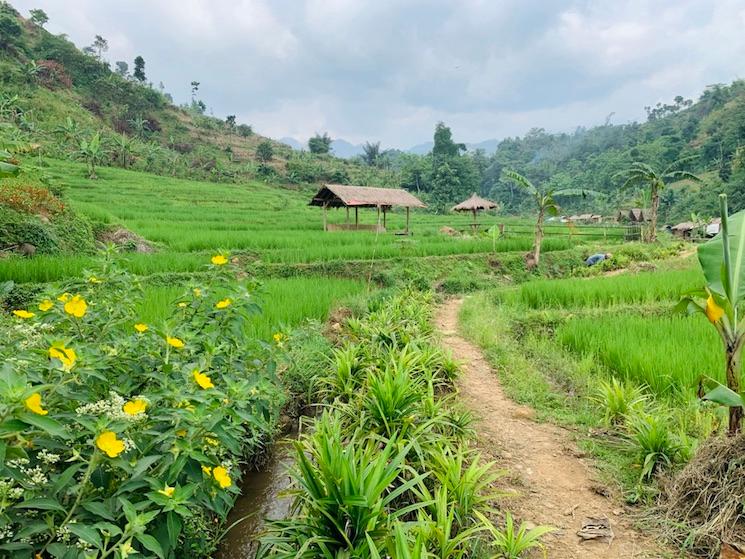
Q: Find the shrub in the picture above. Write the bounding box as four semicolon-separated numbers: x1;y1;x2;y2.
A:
594;378;647;426
0;255;284;557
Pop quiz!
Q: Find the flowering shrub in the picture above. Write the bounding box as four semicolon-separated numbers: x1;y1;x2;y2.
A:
0;253;284;558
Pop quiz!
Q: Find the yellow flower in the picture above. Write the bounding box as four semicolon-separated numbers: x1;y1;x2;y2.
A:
96;431;125;458
157;485;175;497
215;298;231;309
88;276;102;284
134;323;148;333
177;302;187;308
212;466;232;488
25;393;48;415
273;332;286;344
63;295;87;318
202;465;212;475
193;369;214;389
176;429;187;437
12;309;35;319
205;436;219;446
57;293;71;302
166;336;184;349
123;399;147;415
38;300;54;312
706;294;725;324
211;254;228;265
48;344;77;370
193;288;202;297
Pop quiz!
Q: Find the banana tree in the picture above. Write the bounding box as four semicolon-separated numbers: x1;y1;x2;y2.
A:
502;170;599;266
619;158;701;243
678;194;745;434
76;132;105;179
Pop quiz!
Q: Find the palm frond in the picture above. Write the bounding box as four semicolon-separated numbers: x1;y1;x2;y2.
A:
553;188;603;198
502;170;537;196
666;170;703;183
663;154;699;175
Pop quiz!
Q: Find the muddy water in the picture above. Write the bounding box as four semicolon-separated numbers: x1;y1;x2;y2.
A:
217;440;295;559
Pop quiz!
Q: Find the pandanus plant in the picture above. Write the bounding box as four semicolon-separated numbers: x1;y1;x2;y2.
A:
678;194;745;434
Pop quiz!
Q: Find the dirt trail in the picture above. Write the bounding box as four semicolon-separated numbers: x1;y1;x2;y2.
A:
436;298;668;559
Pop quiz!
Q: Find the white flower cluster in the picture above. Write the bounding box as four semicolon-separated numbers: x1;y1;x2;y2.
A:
0;524;13;542
38;449;60;465
55;524;72;543
7;458;29;469
24;466;49;486
75;391;130;420
0;479;23;501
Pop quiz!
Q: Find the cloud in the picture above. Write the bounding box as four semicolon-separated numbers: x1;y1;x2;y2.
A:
11;0;745;148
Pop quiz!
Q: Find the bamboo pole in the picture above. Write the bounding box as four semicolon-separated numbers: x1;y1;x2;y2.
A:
323;203;328;231
406;207;410;234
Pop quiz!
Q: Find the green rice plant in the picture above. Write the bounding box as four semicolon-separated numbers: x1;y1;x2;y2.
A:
430;449;502;526
260;413;431;558
476;510;554;559
593;378;648;426
626;411;682;480
557;313;723;399
514;268;703;309
368;523;429;559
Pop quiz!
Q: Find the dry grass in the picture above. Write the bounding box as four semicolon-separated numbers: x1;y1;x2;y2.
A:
661;435;745;557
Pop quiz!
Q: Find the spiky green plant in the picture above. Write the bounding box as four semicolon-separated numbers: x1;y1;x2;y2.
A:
594;378;648;426
477;511;554;559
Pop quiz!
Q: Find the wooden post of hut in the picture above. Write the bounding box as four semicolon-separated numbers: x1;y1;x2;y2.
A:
451;193;499;233
406;207;410;235
322;202;328;231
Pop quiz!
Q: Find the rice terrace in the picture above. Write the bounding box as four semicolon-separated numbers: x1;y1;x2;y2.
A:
2;2;745;558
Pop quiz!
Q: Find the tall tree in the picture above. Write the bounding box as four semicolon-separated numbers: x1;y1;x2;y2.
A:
503;170;597;266
225;115;236;131
190;81;200;100
114;60;129;77
308;133;332;155
362;141;381;166
432;122;465;161
92;35;108;59
619;158;702;242
29;8;48;27
133;56;146;82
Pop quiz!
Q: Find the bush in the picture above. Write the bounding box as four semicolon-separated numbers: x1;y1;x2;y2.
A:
0;255;284;557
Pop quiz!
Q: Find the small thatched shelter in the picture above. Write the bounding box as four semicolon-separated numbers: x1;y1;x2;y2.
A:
617;208;651;223
451;193;498;229
309;184;426;233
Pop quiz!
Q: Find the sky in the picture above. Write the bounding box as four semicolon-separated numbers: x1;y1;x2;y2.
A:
13;0;745;149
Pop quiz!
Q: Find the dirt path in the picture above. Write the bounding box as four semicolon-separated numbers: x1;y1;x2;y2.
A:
436;298;668;559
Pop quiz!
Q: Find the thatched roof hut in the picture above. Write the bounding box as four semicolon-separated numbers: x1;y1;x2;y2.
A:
309;184;425;232
451;193;498;228
451;193;498;213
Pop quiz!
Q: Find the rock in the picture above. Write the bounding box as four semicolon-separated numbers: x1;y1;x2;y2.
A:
18;243;36;256
577;516;613;541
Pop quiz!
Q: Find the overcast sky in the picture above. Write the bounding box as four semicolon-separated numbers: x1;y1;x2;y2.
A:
13;0;745;148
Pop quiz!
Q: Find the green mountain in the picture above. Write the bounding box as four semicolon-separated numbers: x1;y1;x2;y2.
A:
0;2;396;188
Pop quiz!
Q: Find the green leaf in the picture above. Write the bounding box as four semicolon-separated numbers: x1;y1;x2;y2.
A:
14;497;66;512
17;413;70;439
68;523;103;550
82;500;116;521
136;533;165;559
703;383;745;408
699;208;745;300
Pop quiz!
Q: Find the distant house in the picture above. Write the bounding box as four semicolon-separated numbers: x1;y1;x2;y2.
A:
671;221;696;238
706;218;721;237
617;208;651;223
568;213;603;224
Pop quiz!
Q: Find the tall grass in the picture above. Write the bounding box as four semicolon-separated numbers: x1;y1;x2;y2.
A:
556;313;724;398
136;277;366;340
514;268;703;309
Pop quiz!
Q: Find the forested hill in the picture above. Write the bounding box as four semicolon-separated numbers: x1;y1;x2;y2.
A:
1;1;744;221
382;81;745;221
476;82;745;220
0;2;397;188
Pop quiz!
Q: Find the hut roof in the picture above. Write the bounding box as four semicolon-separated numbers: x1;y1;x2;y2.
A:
309;184;426;208
671;221;696;231
451;193;498;212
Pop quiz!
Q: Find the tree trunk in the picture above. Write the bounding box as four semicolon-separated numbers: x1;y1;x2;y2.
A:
533;208;545;266
727;341;743;435
649;183;660;243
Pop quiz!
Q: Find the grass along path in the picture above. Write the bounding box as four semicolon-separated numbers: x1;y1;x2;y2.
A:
437;297;665;559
